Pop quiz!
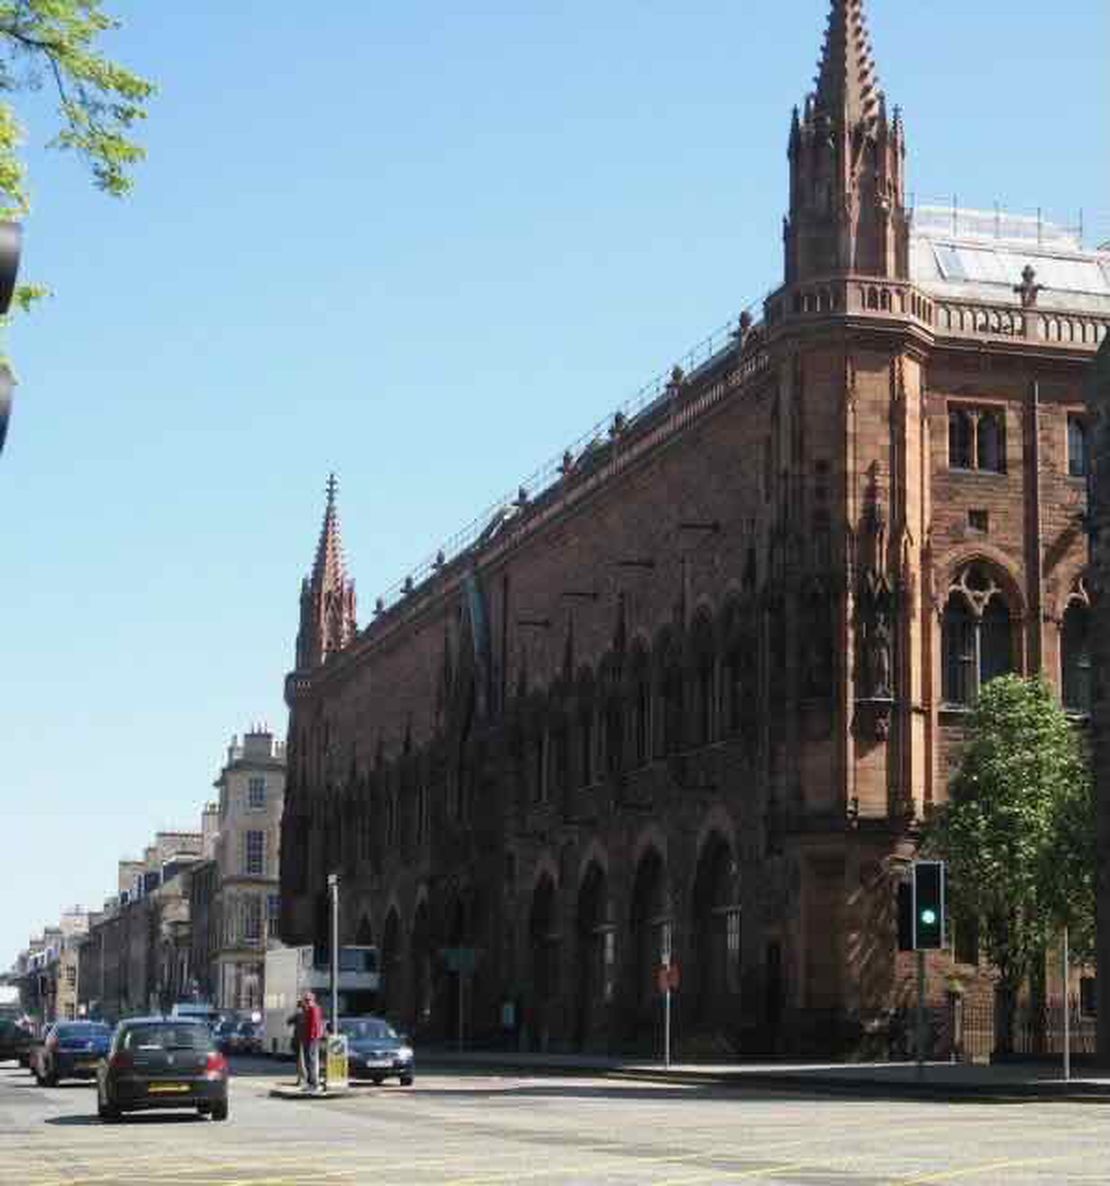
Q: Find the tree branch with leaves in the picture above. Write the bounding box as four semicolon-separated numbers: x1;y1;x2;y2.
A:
0;0;154;314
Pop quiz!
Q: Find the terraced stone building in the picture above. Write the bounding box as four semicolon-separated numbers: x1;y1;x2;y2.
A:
280;1;1110;1055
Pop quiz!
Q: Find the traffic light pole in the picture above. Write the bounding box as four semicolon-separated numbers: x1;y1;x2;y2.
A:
1063;925;1071;1082
662;923;672;1069
915;948;925;1081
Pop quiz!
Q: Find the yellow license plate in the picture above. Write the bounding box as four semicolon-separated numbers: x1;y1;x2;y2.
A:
76;1062;98;1070
147;1083;190;1094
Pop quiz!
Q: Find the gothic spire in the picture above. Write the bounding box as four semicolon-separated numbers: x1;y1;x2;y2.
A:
782;0;907;283
312;472;348;593
813;0;882;132
296;473;358;670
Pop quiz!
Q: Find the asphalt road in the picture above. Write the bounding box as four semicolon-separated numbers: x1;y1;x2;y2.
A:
1;1057;1107;1185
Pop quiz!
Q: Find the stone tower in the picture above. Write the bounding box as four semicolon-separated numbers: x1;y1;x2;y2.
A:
785;0;908;283
295;474;357;670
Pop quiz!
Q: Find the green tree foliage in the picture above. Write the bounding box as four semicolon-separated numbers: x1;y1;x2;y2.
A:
0;1;154;313
925;674;1094;1052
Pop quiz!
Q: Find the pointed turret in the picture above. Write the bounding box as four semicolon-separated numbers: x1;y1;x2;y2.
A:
813;0;882;130
295;473;358;670
783;0;908;283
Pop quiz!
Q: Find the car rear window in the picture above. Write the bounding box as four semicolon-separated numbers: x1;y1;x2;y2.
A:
120;1024;213;1052
56;1023;111;1040
341;1018;395;1040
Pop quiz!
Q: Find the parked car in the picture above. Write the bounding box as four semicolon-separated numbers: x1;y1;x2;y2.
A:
97;1016;229;1122
169;1002;220;1028
228;1019;262;1055
0;1015;35;1067
32;1020;113;1086
213;1017;239;1054
339;1016;413;1085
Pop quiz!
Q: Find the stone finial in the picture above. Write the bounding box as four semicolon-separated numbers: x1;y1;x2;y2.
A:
1015;264;1042;308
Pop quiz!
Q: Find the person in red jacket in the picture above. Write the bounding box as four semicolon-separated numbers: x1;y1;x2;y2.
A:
302;991;325;1093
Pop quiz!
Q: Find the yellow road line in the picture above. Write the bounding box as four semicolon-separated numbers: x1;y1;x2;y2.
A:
891;1155;1075;1185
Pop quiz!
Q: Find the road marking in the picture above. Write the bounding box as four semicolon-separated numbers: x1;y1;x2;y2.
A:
890;1155;1074;1184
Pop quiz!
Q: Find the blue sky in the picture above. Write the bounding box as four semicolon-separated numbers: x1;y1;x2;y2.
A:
1;0;1106;966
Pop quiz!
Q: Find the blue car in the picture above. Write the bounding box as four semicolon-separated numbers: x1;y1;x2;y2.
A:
33;1021;113;1085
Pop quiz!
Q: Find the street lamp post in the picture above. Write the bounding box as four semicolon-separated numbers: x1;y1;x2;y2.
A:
327;873;339;1034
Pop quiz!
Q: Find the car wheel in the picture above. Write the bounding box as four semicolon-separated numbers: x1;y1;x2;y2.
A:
399;1074;414;1087
211;1099;229;1122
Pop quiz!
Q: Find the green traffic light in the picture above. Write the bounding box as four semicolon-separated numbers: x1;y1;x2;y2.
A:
921;908;937;926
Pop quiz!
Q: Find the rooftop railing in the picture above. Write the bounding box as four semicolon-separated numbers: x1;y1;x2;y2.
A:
371;297;764;617
910;200;1086;250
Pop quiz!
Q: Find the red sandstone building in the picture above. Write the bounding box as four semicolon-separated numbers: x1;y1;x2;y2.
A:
280;1;1110;1055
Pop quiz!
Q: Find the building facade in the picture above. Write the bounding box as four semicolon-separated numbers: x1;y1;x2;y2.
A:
280;1;1109;1056
195;729;287;1012
77;832;203;1021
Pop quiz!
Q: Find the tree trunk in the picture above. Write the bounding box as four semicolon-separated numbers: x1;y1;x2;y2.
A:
1029;951;1047;1056
994;977;1019;1058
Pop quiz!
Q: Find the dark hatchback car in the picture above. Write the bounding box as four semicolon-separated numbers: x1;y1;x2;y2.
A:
340;1016;413;1085
97;1017;229;1121
33;1020;112;1085
0;1015;35;1067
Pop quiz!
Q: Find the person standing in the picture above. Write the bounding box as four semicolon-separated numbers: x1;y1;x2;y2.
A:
287;995;307;1086
303;991;325;1093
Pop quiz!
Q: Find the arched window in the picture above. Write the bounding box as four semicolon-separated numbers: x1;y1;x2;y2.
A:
579;709;594;785
604;694;622;774
980;597;1012;683
629;644;651;767
1062;600;1092;714
723;642;744;735
689;613;716;747
385;790;397;846
575;668;596;787
533;728;547;803
941;566;1014;706
549;716;569;797
657;633;684;755
1068;415;1090;478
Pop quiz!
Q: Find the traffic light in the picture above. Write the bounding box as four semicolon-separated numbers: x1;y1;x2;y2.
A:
0;220;21;457
913;860;945;950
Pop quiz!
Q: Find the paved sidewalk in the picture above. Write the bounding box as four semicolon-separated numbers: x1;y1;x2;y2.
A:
418;1047;1110;1101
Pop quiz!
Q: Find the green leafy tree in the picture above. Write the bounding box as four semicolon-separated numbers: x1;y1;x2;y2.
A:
925;674;1094;1054
0;1;154;314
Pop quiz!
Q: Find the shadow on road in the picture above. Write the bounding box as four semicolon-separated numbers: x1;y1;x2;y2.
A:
46;1112;205;1126
226;1056;291;1079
